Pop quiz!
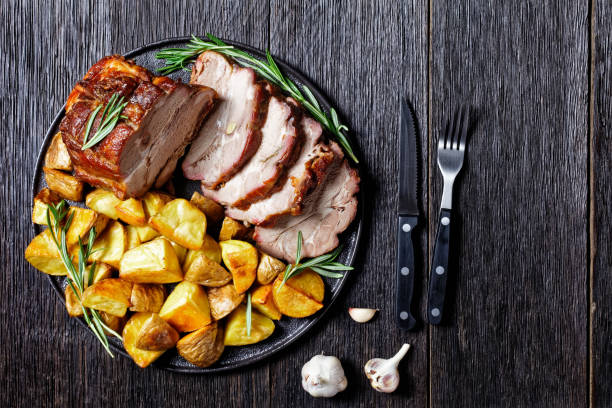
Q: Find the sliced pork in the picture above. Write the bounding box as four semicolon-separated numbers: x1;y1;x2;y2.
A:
60;55;217;199
200;96;300;208
253;143;360;261
183;51;267;188
225;117;335;225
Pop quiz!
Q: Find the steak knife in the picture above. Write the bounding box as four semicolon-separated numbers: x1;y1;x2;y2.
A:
396;99;419;330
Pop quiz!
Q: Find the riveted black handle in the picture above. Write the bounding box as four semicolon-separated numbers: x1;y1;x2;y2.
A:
427;209;451;325
396;215;418;330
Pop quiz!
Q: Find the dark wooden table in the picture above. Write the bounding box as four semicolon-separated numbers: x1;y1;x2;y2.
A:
2;1;611;407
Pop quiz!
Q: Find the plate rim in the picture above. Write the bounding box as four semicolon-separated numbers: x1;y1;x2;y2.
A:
31;36;364;373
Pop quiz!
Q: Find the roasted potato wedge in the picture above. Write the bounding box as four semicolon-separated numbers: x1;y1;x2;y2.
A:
142;191;172;218
119;238;183;284
32;188;61;225
159;281;212;332
126;225;141;250
220;240;258;293
115;198;147;226
134;313;179;351
88;221;126;269
45;132;73;171
134;225;160;243
218;217;250;242
130;283;166;313
81;278;133;317
272;271;324;318
224;305;275;346
184;249;231;287
256;253;285;285
88;262;114;284
43;167;84;201
85;188;122;220
201;234;222;263
122;313;166;368
169;240;187;264
150;199;207;250
25;229;69;275
100;311;127;335
65;283;83;317
66;207;109;247
190;192;224;224
176;322;224;367
206;284;244;320
282;269;325;303
251;284;282;320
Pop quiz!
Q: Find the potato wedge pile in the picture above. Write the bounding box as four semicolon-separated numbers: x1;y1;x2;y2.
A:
26;149;330;369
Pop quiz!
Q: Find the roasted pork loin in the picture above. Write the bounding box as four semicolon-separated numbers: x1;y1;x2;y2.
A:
60;55;217;199
225;117;335;225
253;143;360;261
183;51;267;188
200;96;300;208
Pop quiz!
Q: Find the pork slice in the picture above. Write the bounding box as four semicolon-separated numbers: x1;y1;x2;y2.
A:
225;117;334;225
253;143;360;262
183;51;267;188
200;96;300;208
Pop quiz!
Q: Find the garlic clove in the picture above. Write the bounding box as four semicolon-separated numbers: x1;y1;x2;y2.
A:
348;308;378;323
302;354;348;398
364;343;410;393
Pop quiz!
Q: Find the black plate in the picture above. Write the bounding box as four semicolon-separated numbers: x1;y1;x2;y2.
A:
31;37;363;373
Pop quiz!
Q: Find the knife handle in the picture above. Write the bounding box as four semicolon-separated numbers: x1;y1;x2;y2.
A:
396;215;417;330
427;209;451;325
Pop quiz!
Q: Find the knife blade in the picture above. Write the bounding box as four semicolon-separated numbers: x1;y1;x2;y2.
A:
396;99;419;330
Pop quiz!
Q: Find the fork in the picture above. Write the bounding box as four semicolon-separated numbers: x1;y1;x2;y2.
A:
427;106;469;325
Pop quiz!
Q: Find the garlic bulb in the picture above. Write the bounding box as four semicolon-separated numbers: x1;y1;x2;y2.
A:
348;308;377;323
364;343;410;393
301;354;348;397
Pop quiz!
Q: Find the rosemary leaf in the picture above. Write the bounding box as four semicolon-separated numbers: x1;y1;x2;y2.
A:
81;93;128;151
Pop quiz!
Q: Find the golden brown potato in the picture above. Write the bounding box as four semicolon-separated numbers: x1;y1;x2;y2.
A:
283;269;325;302
45;132;73;171
251;284;282;320
122;312;166;368
206;284;244;320
129;283;166;313
99;311;127;335
159;281;212;332
190;192;224;224
126;225;141;250
66;207;109;247
25;229;69;276
32;188;61;225
115;198;147;226
65;283;83;317
134;313;179;351
218;217;250;242
134;225;160;243
169;240;187;264
272;271;324;318
43;167;84;201
201;234;222;263
184;249;231;287
150;199;207;250
119;238;183;284
88;221;126;269
224;305;275;346
81;278;133;317
141;191;173;219
256;253;285;285
85;188;122;220
220;240;258;293
87;262;113;284
176;322;225;367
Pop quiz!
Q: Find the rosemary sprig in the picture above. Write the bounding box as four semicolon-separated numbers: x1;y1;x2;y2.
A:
155;34;359;163
246;293;252;337
278;231;353;290
46;201;122;356
81;93;128;151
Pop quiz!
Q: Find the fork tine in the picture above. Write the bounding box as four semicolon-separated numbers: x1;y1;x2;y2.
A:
452;107;464;150
458;106;469;150
439;116;449;150
445;108;457;149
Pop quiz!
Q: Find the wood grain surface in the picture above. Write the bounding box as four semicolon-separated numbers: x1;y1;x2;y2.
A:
1;0;609;407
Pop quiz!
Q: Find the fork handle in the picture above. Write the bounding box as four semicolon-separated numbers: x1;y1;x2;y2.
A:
427;209;451;325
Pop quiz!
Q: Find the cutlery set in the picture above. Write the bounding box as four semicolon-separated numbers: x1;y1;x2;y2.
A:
396;100;469;329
